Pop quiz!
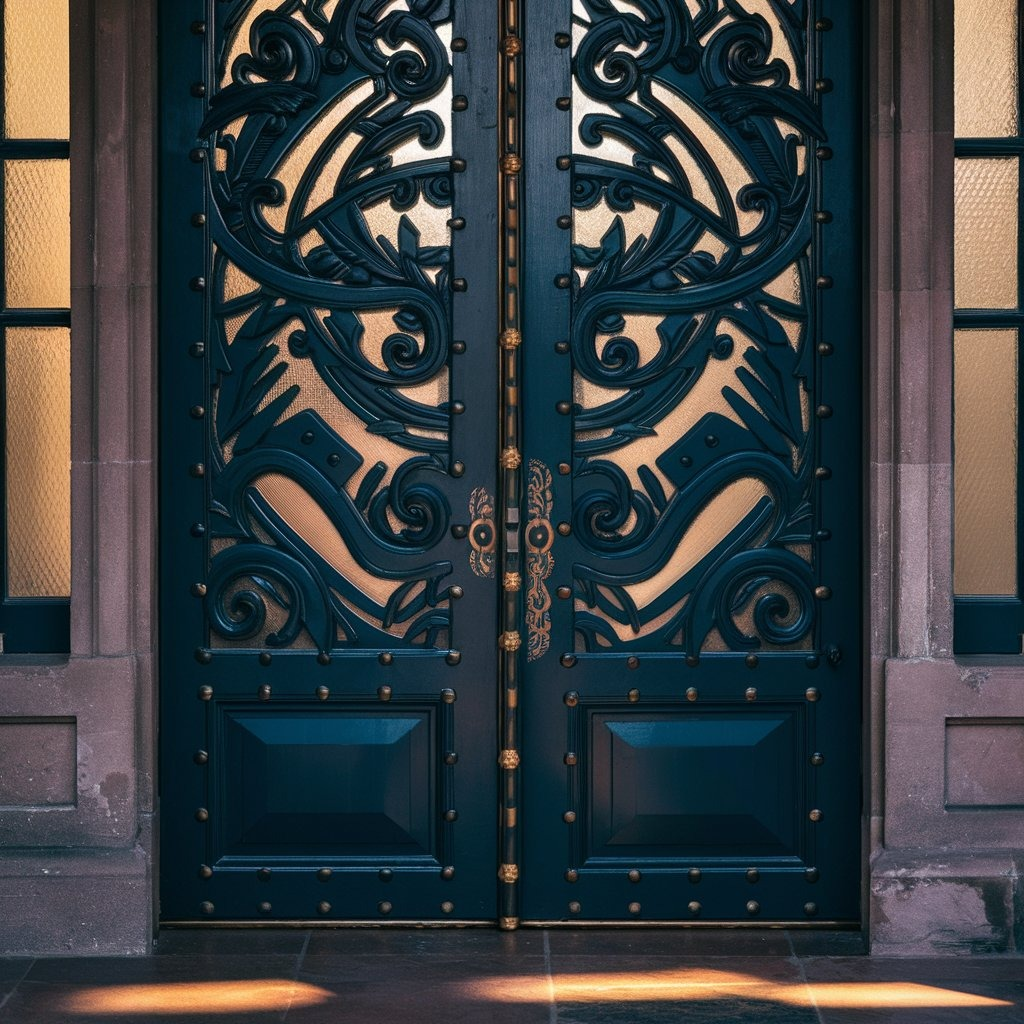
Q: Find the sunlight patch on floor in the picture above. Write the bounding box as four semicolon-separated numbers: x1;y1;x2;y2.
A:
465;969;1014;1009
59;980;333;1015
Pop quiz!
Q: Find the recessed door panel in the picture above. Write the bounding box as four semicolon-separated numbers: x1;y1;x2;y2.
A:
588;707;805;859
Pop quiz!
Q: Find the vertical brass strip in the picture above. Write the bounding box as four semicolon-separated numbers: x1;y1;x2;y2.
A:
498;0;523;932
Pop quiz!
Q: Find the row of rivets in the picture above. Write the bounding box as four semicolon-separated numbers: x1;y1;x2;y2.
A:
560;652;831;671
195;807;461;825
558;685;823;704
200;901;458;916
206;649;462;667
440;39;469;308
195;683;459;702
205;815;460;833
185;0;206;542
202;865;459;883
560;863;822;885
559;901;818;917
812;94;837;608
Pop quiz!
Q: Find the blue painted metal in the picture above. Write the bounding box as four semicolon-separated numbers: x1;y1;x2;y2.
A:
159;0;500;922
160;0;861;925
519;0;862;922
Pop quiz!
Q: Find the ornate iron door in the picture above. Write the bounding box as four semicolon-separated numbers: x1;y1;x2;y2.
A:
515;0;861;924
159;0;861;925
159;0;501;922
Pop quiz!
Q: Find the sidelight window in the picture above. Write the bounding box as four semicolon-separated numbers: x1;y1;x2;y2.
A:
0;0;70;654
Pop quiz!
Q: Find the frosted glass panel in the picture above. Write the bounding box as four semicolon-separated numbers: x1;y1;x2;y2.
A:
5;327;71;597
954;329;1018;596
4;159;70;308
4;0;70;140
955;0;1019;138
954;158;1018;310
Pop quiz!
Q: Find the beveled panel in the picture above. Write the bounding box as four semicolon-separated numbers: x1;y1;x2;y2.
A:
946;719;1024;808
219;707;435;859
0;717;75;807
587;707;805;862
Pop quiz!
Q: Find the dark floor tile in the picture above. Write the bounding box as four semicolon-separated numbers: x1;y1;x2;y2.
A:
0;960;31;1001
156;928;311;956
297;952;549;984
546;956;804;985
801;956;1024;983
789;930;868;957
305;925;545;957
556;997;818;1024
24;954;301;985
284;977;553;1023
817;1012;1022;1024
546;927;794;958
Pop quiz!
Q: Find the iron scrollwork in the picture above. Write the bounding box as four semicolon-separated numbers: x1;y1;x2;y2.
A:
199;0;459;652
568;1;820;654
525;460;555;662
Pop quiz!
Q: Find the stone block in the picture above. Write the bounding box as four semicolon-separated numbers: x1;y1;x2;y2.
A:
885;658;1024;848
0;657;138;847
0;849;151;955
870;851;1020;954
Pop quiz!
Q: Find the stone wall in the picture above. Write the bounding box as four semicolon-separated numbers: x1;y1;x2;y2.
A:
868;0;1024;954
0;0;156;955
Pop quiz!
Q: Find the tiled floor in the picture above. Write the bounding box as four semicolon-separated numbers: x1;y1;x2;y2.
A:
0;929;1021;1023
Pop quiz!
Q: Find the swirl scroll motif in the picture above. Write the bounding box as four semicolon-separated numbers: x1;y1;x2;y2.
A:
569;0;819;655
201;1;458;652
469;488;497;580
526;461;555;663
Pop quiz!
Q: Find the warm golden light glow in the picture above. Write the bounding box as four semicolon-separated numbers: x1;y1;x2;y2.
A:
5;326;71;597
805;982;1014;1010
464;968;1014;1010
60;980;333;1016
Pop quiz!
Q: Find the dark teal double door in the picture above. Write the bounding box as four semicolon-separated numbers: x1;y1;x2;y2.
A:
159;0;862;925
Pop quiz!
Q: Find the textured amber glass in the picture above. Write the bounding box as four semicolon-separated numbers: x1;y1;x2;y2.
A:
954;329;1018;596
4;0;70;140
954;158;1019;310
5;327;71;597
4;159;70;308
955;0;1019;138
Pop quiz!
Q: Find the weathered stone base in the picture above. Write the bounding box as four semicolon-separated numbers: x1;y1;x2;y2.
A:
0;844;152;956
870;852;1024;955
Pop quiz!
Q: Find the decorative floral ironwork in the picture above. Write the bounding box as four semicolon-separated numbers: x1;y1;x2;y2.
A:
569;0;819;655
469;487;497;579
526;460;555;662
